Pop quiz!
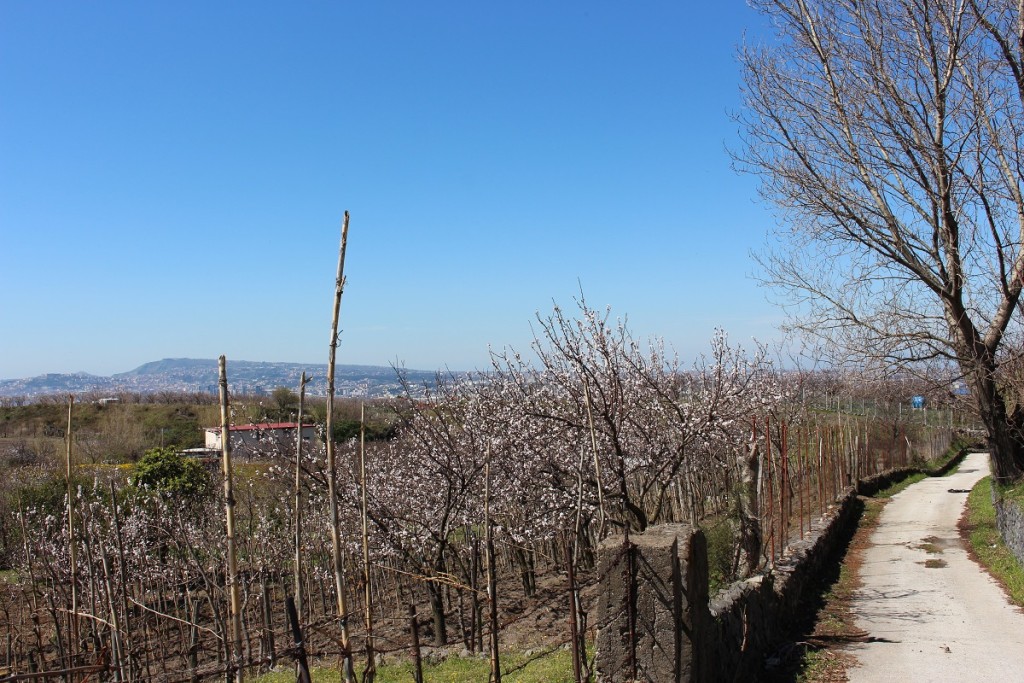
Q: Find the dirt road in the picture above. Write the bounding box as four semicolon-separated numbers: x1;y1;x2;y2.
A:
848;451;1024;681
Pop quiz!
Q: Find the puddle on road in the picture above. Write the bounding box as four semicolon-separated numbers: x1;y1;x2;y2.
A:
920;559;948;568
915;535;956;554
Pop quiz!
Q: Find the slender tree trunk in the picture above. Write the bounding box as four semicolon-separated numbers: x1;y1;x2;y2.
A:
582;383;607;540
564;540;584;683
426;573;448;646
408;604;423;683
734;437;762;579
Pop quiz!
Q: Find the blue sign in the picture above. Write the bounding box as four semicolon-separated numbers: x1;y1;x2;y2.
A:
911;395;926;409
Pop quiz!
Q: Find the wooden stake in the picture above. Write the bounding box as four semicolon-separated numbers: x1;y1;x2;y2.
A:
325;211;355;683
360;403;376;682
218;356;244;683
484;450;501;683
64;395;78;670
286;597;312;683
294;371;309;623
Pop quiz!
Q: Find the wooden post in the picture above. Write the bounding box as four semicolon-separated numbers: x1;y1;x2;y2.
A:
286;597;311;683
100;548;124;682
218;356;244;683
408;604;423;683
484;452;501;683
108;482;133;679
294;371;309;623
359;403;376;682
65;395;78;670
325;212;355;683
261;575;276;669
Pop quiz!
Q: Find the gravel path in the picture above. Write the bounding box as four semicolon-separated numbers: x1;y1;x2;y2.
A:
848;452;1024;682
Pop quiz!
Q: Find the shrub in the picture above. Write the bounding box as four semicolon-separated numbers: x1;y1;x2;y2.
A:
132;447;211;500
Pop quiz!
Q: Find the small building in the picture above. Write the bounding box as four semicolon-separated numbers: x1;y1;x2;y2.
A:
204;422;317;456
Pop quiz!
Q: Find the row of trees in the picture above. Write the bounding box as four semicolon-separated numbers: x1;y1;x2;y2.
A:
6;293;965;681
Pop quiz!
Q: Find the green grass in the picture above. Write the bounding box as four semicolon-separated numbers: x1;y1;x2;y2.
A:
875;471;926;498
700;515;736;595
253;648;578;683
964;476;1024;608
996;477;1024;506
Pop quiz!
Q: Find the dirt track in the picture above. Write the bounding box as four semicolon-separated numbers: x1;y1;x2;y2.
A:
847;452;1024;682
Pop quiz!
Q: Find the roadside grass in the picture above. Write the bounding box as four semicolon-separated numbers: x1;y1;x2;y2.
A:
875;472;926;498
253;648;578;683
963;476;1024;608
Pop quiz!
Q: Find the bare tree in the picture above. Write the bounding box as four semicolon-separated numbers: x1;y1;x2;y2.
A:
737;0;1024;481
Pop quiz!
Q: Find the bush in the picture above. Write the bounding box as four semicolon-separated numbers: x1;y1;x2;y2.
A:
701;516;738;594
132;447;211;500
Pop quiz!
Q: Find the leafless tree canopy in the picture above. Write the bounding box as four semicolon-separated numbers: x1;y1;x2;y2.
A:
737;0;1024;481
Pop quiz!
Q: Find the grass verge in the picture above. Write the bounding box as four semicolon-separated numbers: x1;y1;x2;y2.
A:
961;476;1024;608
253;648;578;683
875;472;926;498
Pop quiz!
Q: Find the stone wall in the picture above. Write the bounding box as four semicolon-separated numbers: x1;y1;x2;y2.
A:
594;468;919;683
994;494;1024;567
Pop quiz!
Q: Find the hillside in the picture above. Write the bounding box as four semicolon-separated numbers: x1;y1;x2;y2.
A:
0;358;444;399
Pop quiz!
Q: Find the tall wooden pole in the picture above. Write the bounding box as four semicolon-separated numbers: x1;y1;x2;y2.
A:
219;356;244;683
293;371;309;623
65;395;78;668
325;212;355;683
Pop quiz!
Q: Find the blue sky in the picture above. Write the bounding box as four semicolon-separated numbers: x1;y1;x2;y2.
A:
0;1;782;378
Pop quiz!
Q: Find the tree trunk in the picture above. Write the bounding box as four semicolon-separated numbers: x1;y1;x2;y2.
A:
734;439;762;579
967;360;1024;484
425;580;447;646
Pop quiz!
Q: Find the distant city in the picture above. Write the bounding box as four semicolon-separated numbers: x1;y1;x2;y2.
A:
0;358;447;399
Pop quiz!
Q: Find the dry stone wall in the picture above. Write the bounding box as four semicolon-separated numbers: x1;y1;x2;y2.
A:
594;467;921;683
994;494;1024;567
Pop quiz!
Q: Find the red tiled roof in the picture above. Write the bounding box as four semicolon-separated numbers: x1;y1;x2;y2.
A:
206;422;315;433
